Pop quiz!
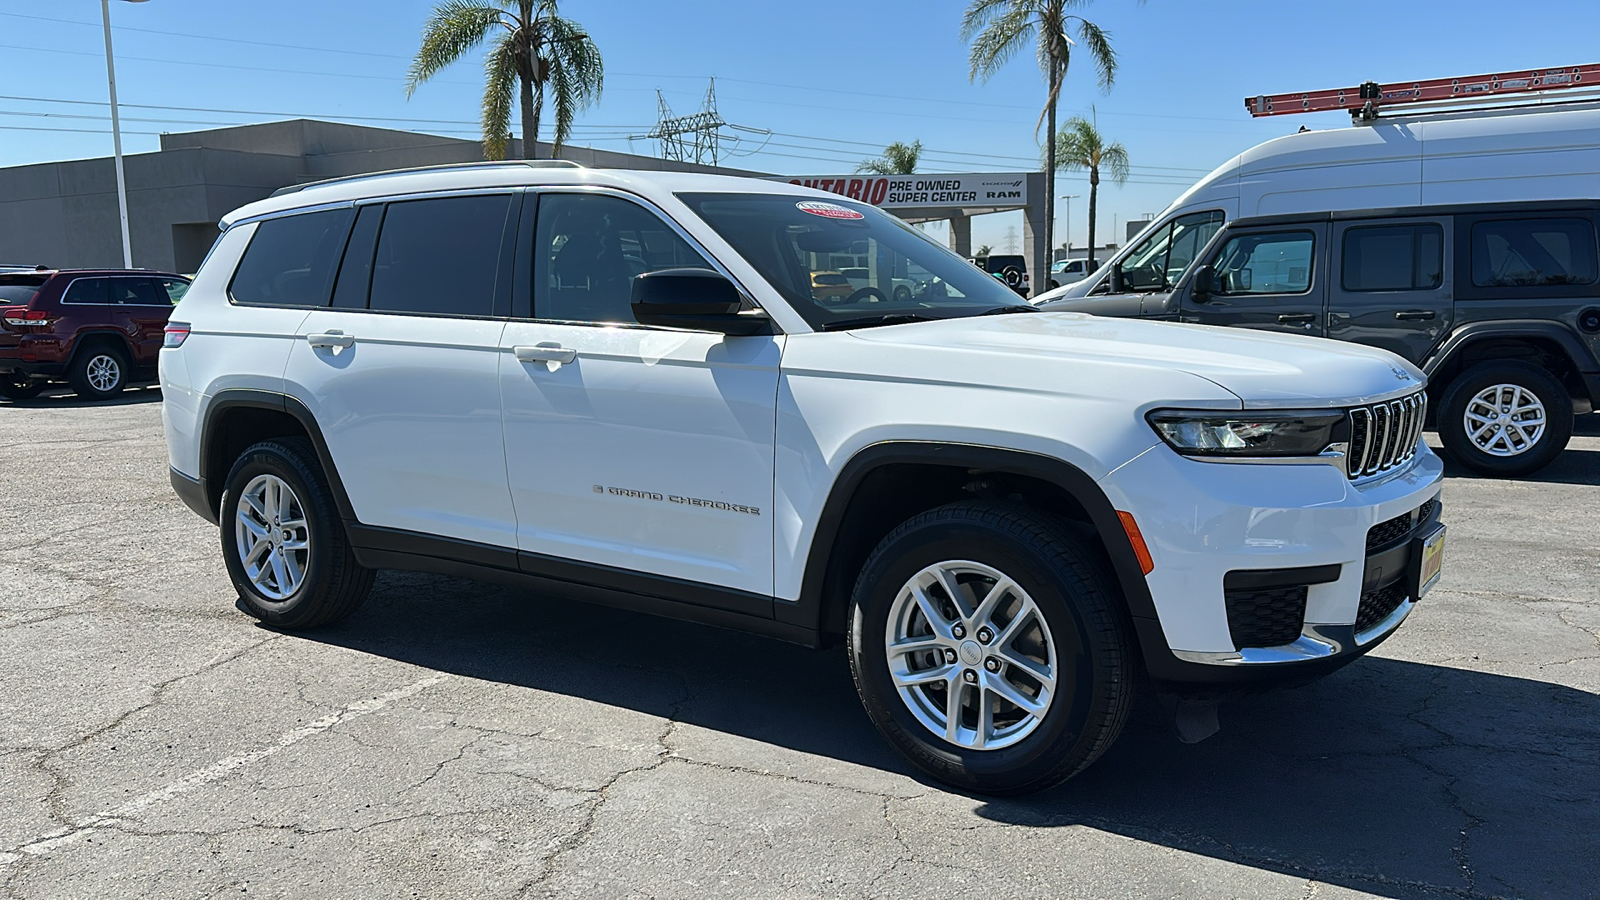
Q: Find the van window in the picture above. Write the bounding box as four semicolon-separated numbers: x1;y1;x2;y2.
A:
229;209;355;308
1342;224;1443;292
1211;231;1315;295
369;195;512;317
1471;218;1597;288
535;193;712;324
1116;210;1225;292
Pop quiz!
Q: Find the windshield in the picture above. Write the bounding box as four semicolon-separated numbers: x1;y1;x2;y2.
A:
1114;210;1225;293
678;193;1024;329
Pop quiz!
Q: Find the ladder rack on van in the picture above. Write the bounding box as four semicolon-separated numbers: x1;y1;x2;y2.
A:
1246;64;1600;122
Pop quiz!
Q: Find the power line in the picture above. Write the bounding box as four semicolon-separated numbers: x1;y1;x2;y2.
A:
0;11;410;60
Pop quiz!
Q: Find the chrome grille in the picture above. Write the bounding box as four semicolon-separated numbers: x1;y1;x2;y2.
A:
1346;392;1427;480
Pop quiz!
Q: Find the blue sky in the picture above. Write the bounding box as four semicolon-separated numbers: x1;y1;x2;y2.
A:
3;0;1598;250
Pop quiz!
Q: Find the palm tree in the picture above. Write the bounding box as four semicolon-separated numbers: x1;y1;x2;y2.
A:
963;0;1118;288
1053;112;1128;269
406;0;603;161
856;140;923;175
976;244;994;258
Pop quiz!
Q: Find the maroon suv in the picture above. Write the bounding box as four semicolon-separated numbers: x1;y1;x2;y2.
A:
0;269;190;401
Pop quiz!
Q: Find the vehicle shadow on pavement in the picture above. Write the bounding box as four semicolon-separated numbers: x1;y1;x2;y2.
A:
0;386;163;408
296;570;1596;900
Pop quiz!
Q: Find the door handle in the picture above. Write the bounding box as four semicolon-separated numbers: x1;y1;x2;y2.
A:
1394;309;1437;321
1276;313;1316;325
514;342;577;365
307;331;354;349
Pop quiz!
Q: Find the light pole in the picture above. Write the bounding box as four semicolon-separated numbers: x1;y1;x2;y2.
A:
1058;194;1079;257
101;0;147;268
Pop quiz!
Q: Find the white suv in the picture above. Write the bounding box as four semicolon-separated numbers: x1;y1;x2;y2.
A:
161;162;1445;794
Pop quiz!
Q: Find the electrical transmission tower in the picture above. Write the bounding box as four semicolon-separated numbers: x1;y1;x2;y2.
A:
646;78;727;166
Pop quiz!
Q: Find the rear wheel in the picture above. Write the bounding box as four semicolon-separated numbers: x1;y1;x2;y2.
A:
0;376;45;401
68;345;128;400
220;437;373;629
848;502;1133;795
1438;362;1572;477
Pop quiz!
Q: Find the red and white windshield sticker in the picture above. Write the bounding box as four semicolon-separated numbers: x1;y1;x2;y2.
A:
795;200;865;220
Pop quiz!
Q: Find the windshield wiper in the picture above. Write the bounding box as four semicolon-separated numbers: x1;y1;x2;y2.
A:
821;313;941;332
979;304;1041;315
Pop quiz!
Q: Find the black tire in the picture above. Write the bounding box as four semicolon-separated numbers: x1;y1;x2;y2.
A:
848;502;1134;795
893;286;912;303
67;344;128;400
0;377;45;401
219;437;373;629
1437;361;1573;477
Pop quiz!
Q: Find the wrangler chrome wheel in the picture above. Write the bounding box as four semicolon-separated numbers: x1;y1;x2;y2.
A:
1462;383;1546;457
886;560;1057;750
234;474;310;602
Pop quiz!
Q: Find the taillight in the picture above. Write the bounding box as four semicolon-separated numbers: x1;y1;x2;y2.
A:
163;322;191;348
2;307;50;327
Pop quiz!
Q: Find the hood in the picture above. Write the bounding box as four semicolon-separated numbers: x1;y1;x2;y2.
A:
849;313;1425;409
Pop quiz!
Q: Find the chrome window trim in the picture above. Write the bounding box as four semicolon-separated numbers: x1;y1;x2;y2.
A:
58;274;179;308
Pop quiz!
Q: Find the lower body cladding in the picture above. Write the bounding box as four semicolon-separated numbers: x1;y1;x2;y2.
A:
1100;442;1446;693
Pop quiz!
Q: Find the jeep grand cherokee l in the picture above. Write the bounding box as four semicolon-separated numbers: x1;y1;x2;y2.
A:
162;163;1445;794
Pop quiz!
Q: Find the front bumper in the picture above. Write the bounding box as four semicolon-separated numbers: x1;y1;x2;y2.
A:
1100;442;1445;690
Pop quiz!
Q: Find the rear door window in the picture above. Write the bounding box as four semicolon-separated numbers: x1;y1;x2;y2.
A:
1342;224;1444;291
1470;217;1597;287
107;278;165;306
229;209;355;307
368;194;513;317
61;278;109;306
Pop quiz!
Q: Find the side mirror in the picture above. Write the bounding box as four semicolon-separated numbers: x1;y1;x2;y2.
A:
631;268;771;336
1108;265;1124;293
1191;264;1214;302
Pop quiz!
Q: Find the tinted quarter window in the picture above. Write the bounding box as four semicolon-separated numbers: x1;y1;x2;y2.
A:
330;204;383;310
1471;217;1597;288
229;209;355;307
1342;224;1443;292
535;193;712;324
61;277;109;305
1211;231;1315;295
369;194;512;317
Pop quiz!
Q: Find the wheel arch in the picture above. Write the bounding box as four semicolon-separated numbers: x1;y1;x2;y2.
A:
790;442;1161;652
68;329;136;365
199;390;356;524
1424;322;1598;407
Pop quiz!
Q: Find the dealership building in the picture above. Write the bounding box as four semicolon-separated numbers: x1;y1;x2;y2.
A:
0;119;1049;287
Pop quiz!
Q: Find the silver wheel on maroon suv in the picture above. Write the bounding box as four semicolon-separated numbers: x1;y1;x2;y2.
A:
68;346;127;400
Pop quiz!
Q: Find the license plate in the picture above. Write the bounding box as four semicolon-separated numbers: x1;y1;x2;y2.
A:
1417;525;1446;598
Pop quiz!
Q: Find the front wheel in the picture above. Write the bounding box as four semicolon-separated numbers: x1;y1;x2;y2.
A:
1437;362;1573;477
848;502;1134;795
220;437;373;629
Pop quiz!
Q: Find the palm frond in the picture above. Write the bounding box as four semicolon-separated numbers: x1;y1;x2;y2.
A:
543;14;603;152
1099;141;1130;184
1068;16;1117;90
480;38;518;160
964;0;1037;82
406;0;505;98
857;140;922;175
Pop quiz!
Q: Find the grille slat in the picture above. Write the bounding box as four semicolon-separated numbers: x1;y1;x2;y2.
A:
1345;391;1426;480
1225;586;1308;650
1356;583;1407;634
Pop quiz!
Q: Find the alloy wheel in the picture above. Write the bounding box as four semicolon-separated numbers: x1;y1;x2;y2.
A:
234;474;310;601
1462;383;1546;457
85;354;121;393
884;560;1058;750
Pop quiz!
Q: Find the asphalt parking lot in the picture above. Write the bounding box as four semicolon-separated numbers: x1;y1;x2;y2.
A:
1;388;1596;900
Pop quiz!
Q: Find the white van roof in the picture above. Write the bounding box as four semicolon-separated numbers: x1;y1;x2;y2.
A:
1163;100;1600;222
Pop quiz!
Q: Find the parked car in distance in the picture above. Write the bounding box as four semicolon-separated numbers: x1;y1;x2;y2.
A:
839;267;920;303
0;269;191;401
1046;258;1096;290
163;163;1443;795
1040;202;1600;477
973;254;1030;297
808;270;855;303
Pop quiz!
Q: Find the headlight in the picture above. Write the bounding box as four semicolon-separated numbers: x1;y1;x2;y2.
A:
1147;409;1345;457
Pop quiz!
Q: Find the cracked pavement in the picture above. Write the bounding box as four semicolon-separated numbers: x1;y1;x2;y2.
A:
0;389;1596;899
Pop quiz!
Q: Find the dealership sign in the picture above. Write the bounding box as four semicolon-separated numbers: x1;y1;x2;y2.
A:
778;173;1029;210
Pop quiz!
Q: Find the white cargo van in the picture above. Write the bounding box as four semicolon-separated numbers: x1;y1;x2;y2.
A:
1039;101;1600;304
